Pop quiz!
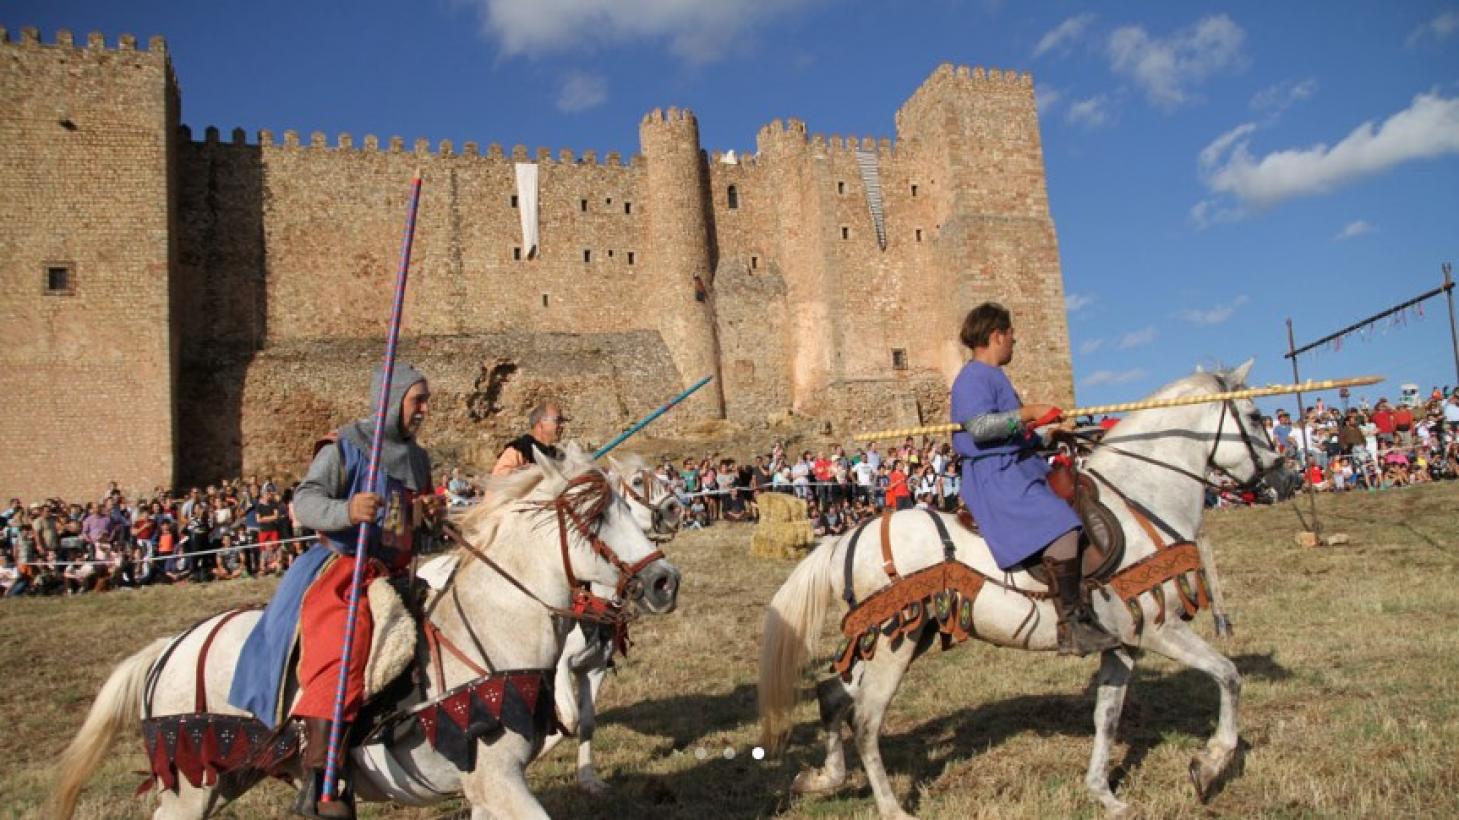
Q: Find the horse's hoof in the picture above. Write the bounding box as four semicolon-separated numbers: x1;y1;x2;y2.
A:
791;767;844;795
1189;755;1214;803
578;776;610;795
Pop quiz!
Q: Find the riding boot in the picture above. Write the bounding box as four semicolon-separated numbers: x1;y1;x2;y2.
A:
1042;555;1121;657
292;717;355;820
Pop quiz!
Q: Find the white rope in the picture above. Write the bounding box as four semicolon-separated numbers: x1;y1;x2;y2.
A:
24;532;318;568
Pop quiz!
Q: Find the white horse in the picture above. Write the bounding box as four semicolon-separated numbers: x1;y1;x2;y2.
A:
53;444;679;820
759;363;1294;818
536;453;684;793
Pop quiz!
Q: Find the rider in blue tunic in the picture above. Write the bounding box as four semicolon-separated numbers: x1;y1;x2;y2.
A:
951;302;1119;656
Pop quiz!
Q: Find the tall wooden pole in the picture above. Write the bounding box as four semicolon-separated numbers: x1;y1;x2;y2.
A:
1287;318;1321;540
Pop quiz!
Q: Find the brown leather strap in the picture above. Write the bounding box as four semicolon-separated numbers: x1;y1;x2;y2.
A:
423;618;489;682
194;608;254;713
1126;504;1167;550
879;510;900;581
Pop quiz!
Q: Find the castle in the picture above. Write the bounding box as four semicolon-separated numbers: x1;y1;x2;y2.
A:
0;26;1074;500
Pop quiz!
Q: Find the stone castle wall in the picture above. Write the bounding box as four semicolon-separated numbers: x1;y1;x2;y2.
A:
0;28;180;501
0;27;1073;497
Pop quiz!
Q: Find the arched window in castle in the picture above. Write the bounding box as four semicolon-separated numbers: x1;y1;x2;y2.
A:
727;185;739;209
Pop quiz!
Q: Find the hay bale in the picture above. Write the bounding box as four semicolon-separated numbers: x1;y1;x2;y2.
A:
751;492;815;559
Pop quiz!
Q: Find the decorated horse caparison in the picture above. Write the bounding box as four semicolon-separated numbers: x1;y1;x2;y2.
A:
759;363;1299;818
52;445;680;819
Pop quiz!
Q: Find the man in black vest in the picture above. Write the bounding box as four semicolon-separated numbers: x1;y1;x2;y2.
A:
491;400;568;476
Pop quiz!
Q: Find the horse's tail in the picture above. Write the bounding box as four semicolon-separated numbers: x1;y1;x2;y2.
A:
758;535;839;754
51;637;169;819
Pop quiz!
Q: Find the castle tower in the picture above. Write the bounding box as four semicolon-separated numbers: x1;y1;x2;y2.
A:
0;28;181;500
895;65;1074;406
638;108;726;419
753;118;841;416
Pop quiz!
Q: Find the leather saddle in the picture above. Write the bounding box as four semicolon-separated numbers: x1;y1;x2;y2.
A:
953;462;1125;586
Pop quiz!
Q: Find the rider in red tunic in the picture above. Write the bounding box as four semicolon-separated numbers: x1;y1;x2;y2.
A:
288;364;441;817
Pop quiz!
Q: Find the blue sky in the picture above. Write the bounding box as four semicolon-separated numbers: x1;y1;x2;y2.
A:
13;1;1459;413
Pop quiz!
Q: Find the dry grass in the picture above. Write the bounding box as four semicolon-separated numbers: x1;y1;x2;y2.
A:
4;483;1458;818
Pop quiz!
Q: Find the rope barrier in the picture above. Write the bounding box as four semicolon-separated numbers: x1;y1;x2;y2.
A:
21;532;319;568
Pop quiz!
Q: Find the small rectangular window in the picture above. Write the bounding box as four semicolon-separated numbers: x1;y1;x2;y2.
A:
627;252;636;266
837;181;845;194
45;264;74;295
606;197;613;205
513;247;522;261
542;293;549;308
580;199;588;212
911;184;918;197
892;349;908;371
510;194;519;208
915;229;923;243
583;249;592;263
624;202;632;214
841;226;849;240
607;249;614;258
751;256;759;269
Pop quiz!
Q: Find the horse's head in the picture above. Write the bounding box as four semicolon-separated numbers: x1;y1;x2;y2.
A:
537;444;681;614
606;453;684;542
1209;360;1298;500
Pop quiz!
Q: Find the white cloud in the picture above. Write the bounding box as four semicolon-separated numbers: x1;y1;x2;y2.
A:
1079;338;1105;355
467;0;813;63
1179;294;1249;326
1198;90;1459;208
555;71;608;112
1107;14;1247;109
1033;13;1096;58
1081;368;1147;387
1065;292;1094;312
1250;77;1318;115
1334;220;1375;241
1066;95;1112;128
1116;326;1157;349
1406;10;1459;48
1189;198;1244;230
1035;84;1061;115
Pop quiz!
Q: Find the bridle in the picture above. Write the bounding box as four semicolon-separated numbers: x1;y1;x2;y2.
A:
547;471;666;603
442;470;664;618
615;467;683;538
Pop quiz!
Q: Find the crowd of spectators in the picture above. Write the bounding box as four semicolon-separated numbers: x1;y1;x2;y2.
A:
0;478;302;599
653;437;966;534
1207;387;1459;505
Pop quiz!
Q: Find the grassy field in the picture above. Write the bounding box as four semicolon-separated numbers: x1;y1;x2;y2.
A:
4;482;1457;818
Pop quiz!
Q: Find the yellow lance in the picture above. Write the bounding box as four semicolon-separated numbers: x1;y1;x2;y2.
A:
851;375;1384;442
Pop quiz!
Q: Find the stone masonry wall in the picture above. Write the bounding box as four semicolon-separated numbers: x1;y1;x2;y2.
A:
0;28;178;501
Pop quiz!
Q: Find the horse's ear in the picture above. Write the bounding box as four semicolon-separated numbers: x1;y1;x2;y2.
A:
606;454;624;476
1231;358;1254;387
534;448;564;484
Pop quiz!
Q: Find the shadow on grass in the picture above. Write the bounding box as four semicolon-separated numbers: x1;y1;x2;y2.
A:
595;682;758;748
536;653;1290;818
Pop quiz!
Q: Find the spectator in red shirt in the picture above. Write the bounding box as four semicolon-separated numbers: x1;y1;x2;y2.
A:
1393;404;1415;447
812;452;834;507
1372;399;1396;445
885;460;911;511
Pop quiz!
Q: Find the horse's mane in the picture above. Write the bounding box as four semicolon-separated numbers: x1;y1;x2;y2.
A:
451;441;599;553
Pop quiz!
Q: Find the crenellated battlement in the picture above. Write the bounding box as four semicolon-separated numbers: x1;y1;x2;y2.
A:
0;25;167;55
178;124;637;166
640;106;699;126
